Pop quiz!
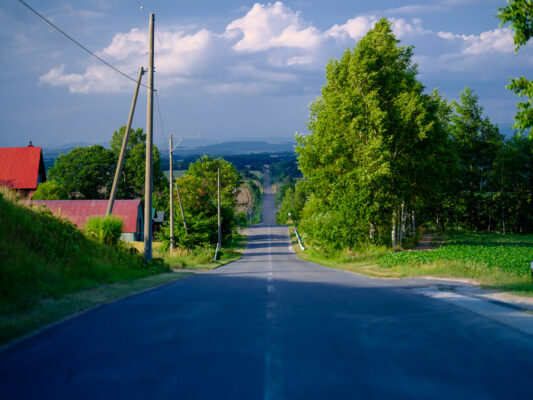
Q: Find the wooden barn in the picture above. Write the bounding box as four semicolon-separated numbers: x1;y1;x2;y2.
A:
0;144;47;197
30;199;144;241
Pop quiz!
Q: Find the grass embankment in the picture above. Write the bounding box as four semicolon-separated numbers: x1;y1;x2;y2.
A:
0;188;189;346
291;229;533;296
130;234;247;270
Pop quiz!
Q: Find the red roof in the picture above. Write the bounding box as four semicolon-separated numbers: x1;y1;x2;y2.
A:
29;200;142;233
0;147;45;190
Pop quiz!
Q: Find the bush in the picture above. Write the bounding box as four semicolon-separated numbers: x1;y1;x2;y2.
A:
85;216;124;247
32;180;68;200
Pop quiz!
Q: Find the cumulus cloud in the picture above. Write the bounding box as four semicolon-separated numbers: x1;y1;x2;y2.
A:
42;1;510;95
327;15;430;40
461;28;514;55
437;27;514;55
225;2;321;52
39;65;124;93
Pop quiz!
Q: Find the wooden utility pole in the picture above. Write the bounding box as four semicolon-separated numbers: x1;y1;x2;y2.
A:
169;134;174;252
217;167;221;249
106;67;144;217
176;182;187;233
144;13;154;261
168;134;199;253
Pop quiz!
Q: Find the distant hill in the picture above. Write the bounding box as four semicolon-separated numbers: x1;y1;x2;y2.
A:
172;141;295;156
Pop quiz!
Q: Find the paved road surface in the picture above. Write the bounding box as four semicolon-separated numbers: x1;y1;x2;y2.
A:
2;170;533;399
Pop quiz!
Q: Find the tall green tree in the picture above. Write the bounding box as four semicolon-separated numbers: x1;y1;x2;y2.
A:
169;156;241;248
109;126;166;199
497;0;533;137
296;18;450;249
49;145;114;199
449;87;504;231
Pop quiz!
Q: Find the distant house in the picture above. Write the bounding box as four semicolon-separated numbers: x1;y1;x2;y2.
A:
0;144;47;197
30;199;144;241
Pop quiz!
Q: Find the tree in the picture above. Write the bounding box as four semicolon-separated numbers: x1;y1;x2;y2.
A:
109;126;166;199
497;0;533;137
169;156;241;248
449;87;504;231
296;18;450;249
32;180;68;200
48;145;114;199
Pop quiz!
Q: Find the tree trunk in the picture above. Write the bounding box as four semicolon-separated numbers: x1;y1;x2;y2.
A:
391;210;397;248
369;222;375;240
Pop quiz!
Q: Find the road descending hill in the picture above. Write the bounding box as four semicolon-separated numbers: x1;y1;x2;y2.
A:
1;170;533;399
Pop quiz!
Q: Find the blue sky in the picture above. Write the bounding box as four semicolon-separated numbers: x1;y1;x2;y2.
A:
0;0;531;149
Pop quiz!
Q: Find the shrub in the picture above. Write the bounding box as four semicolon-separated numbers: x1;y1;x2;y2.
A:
85;216;123;247
32;180;68;200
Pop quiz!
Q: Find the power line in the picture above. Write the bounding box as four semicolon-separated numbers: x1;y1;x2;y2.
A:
155;91;169;156
16;0;150;89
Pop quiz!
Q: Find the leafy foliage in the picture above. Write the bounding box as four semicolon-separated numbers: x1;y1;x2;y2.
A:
110;126;166;199
48;145;114;199
161;156;241;249
296;18;450;248
85;216;124;247
498;0;533;50
32;180;68;200
379;232;533;275
497;0;532;137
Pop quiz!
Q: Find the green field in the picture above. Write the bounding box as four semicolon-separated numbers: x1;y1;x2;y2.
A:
292;229;533;296
379;233;533;275
163;170;187;180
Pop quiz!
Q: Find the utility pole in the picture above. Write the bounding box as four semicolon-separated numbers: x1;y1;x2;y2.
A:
168;133;200;253
169;134;174;252
217;167;221;250
176;182;187;233
106;67;144;217
144;13;154;261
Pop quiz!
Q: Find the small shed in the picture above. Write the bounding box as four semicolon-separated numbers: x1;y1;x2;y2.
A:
30;199;144;241
0;144;46;197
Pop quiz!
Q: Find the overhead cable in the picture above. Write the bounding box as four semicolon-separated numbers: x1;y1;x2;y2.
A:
16;0;151;89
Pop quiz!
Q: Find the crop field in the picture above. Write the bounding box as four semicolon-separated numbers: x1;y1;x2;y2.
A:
379;233;533;275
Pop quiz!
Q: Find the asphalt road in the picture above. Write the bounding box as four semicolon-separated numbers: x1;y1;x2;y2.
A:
2;170;533;399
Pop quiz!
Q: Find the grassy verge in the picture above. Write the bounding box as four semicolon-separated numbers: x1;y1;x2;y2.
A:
290;228;533;297
0;187;193;346
141;233;247;270
0;271;191;348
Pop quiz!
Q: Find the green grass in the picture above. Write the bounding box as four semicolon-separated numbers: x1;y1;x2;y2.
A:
155;233;247;270
291;228;533;297
163;170;186;180
0;187;176;345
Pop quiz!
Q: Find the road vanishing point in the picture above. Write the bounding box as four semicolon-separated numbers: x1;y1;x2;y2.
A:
2;170;533;399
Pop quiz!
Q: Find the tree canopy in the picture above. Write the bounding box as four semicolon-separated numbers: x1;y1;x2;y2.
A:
296;18;450;249
110;126;165;199
167;156;241;248
48;145;114;199
497;0;532;137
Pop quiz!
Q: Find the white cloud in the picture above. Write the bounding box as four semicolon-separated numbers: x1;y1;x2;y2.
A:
38;2;524;96
225;2;322;52
327;15;430;40
327;16;378;40
461;28;514;55
438;27;514;55
385;4;444;14
39;65;124;93
438;31;456;40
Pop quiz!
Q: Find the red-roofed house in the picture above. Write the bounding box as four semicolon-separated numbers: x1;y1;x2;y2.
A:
0;144;46;197
30;199;144;241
